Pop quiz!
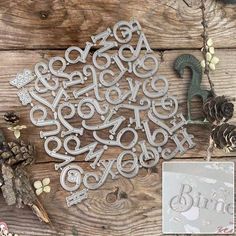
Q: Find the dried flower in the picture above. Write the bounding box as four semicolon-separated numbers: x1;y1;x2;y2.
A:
201;60;206;68
209;63;216;71
7;125;26;139
211;56;219;65
34;178;51;196
206;52;212;62
3;113;26;139
207;38;213;47
209;46;215;54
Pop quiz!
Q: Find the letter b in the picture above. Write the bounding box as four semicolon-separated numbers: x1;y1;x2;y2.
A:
169;184;194;212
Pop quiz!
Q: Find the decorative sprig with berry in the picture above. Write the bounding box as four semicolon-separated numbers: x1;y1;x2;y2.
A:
200;0;235;160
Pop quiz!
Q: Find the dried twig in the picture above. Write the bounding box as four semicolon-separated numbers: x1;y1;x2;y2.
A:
200;0;216;161
200;0;216;96
206;136;214;161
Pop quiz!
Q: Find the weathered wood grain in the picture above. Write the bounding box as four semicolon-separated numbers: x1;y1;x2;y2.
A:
0;159;234;236
0;1;235;235
0;0;236;49
1;48;236;235
0;49;235;163
0;162;162;236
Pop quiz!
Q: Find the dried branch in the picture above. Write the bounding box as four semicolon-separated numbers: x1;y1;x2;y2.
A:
0;126;50;224
206;136;214;161
200;0;216;96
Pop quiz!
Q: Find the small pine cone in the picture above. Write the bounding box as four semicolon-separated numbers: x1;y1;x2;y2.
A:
0;140;34;166
4;112;20;125
211;123;236;151
203;96;234;123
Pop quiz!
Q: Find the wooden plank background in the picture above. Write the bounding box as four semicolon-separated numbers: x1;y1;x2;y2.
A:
0;0;235;235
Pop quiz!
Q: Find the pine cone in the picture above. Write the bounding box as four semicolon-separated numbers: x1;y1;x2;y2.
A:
203;96;234;123
3;112;20;125
211;123;236;151
0;140;34;166
0;142;14;160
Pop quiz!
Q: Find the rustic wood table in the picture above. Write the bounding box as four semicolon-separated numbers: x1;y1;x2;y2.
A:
0;0;235;235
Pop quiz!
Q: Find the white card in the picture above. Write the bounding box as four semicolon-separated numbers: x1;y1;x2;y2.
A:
162;162;234;234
